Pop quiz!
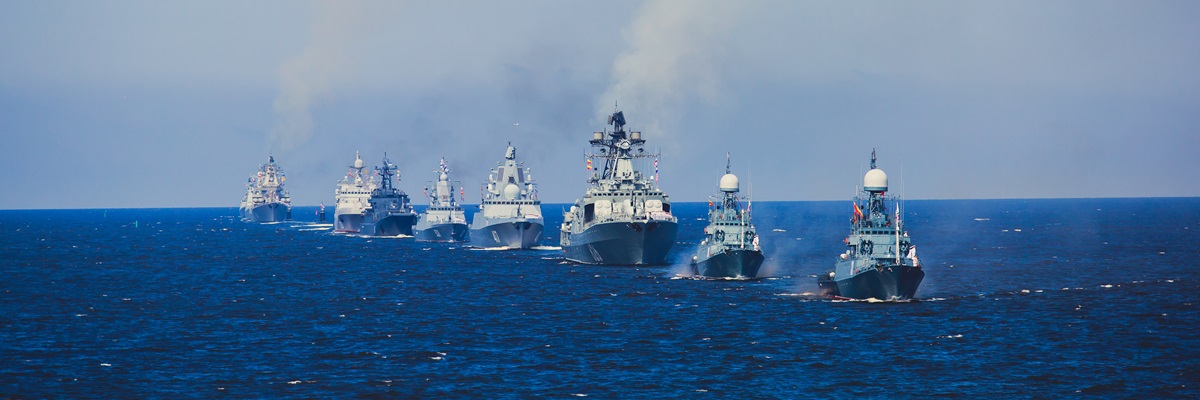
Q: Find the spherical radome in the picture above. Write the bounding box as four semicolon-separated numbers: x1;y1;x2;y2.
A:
864;168;888;192
503;183;520;200
719;173;739;192
354;158;364;169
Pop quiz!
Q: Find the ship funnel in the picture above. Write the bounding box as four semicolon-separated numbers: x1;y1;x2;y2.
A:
630;131;641;141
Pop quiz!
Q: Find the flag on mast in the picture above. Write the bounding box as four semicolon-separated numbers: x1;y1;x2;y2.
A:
654;157;659;184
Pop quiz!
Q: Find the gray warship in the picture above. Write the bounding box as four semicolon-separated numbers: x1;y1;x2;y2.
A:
817;149;924;300
414;157;469;242
240;155;292;222
361;153;417;236
560;109;678;265
333;152;376;233
690;155;764;278
469;143;544;248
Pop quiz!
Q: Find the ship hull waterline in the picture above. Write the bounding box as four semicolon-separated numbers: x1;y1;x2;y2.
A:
691;249;765;279
563;220;679;265
818;265;925;300
363;214;417;237
470;220;544;249
334;213;364;233
242;202;290;223
415;223;469;242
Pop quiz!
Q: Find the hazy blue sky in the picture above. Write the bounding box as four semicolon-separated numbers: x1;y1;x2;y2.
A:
2;0;1197;209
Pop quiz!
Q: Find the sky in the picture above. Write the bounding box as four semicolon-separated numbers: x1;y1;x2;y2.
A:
1;0;1198;209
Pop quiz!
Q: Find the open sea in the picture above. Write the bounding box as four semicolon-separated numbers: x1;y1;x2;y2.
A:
1;198;1197;398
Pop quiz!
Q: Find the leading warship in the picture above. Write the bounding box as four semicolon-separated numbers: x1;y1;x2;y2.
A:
240;155;292;222
333;152;377;233
414;158;469;242
690;155;764;278
817;149;924;300
361;153;417;236
469;143;544;249
560;109;678;265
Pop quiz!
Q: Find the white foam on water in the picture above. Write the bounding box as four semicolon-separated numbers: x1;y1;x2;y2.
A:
531;245;562;251
974;218;990;221
297;227;330;231
471;246;514;251
771;228;787;232
1101;284;1114;288
936;334;964;339
368;234;413;239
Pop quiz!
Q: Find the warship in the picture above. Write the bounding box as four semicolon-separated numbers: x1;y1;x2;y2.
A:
333;152;377;233
690;155;763;278
414;157;469;242
560;109;678;265
361;153;417;236
817;149;924;300
469;143;544;248
240;155;292;222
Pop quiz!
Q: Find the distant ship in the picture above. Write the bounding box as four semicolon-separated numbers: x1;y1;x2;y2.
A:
333;152;376;233
469;143;544;249
690;155;763;278
817;149;924;300
560;109;678;265
414;158;469;242
361;153;417;236
240;154;292;222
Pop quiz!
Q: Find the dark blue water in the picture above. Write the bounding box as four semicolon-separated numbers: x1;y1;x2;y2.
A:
2;198;1198;398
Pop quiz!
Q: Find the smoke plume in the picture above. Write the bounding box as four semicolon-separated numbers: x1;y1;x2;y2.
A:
597;0;741;141
269;1;379;151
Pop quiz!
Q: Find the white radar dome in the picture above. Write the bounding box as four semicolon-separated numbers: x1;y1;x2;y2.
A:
503;183;520;200
719;173;739;192
354;158;364;169
440;173;448;181
864;168;888;192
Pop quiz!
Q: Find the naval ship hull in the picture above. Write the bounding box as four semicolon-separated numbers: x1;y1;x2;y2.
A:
415;223;469;242
692;249;765;279
334;213;364;233
818;264;925;300
242;203;290;222
563;220;678;265
363;214;416;237
470;220;544;249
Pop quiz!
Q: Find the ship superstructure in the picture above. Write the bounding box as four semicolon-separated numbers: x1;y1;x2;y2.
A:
469;143;544;248
690;155;763;278
414;157;469;242
240;155;292;222
361;153;417;236
333;152;377;233
817;149;924;300
560;109;678;265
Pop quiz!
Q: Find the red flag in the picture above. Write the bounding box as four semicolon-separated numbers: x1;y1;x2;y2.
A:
853;202;864;221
